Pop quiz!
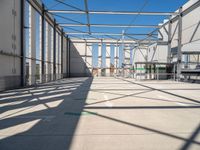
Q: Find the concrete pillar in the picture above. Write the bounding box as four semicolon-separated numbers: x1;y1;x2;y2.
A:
53;21;56;80
177;7;183;80
130;48;133;65
39;15;42;83
28;5;36;85
168;20;172;63
57;33;59;79
115;43;119;73
45;22;49;82
59;34;62;78
98;42;102;69
50;26;54;80
106;44;111;76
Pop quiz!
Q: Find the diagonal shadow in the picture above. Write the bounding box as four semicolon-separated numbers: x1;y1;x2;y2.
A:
90;90;199;105
118;78;200;104
86;89;153;106
84;105;200;109
0;77;93;150
179;123;200;150
84;110;200;146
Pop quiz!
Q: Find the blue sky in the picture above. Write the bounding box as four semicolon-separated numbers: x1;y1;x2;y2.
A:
41;0;188;39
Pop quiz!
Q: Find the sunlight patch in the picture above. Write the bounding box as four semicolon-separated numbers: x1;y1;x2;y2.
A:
45;99;64;108
0;119;41;140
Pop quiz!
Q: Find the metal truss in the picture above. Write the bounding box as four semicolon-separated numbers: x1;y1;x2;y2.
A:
32;0;199;48
45;0;180;44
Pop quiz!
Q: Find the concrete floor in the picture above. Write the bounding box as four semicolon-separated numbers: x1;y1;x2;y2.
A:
0;77;200;150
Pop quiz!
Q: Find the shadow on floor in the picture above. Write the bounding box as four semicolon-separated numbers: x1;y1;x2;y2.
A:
0;77;93;150
118;78;200;104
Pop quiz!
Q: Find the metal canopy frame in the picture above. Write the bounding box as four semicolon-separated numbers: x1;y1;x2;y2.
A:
46;0;179;44
34;0;199;45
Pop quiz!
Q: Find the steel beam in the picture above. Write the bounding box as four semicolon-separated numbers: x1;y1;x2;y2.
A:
84;0;91;34
65;32;158;36
134;0;200;48
61;23;159;28
71;40;157;45
48;10;176;16
55;0;83;11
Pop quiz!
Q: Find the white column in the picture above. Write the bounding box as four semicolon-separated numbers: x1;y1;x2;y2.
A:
45;22;49;81
28;5;36;85
39;15;42;83
50;27;54;80
106;44;111;76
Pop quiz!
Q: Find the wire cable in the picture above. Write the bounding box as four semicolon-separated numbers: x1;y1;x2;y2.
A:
124;0;149;33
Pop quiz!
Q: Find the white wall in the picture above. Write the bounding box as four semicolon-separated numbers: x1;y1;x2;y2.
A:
0;0;22;91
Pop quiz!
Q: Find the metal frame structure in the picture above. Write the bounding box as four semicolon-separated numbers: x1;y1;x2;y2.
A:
45;0;200;56
46;0;177;44
24;0;200;78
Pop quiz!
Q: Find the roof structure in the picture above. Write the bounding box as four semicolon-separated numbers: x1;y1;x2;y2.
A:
41;0;188;44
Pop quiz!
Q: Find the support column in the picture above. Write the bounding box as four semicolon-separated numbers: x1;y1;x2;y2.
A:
99;40;103;69
177;7;183;80
122;30;125;76
106;44;111;76
61;29;64;77
41;4;45;82
56;33;61;80
115;42;119;74
68;38;71;77
21;0;25;86
167;19;172;63
84;40;88;76
99;40;103;68
50;26;54;80
28;4;36;85
66;36;69;77
53;19;56;80
46;21;51;82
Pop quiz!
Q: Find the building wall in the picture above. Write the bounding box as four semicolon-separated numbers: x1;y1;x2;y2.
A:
0;0;22;91
70;42;92;77
69;41;124;77
181;1;200;52
0;0;69;91
146;0;200;64
148;44;168;62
